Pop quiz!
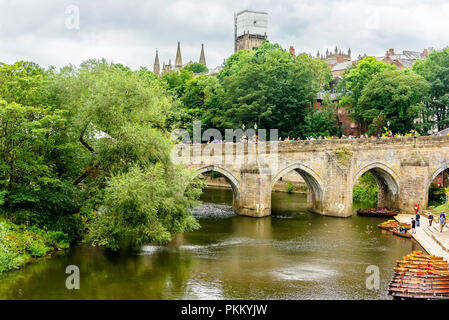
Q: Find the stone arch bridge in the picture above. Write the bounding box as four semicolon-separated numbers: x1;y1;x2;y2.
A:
175;136;449;218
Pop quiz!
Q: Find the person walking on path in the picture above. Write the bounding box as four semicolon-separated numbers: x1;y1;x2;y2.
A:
440;214;446;233
428;213;434;227
415;211;420;227
411;218;416;234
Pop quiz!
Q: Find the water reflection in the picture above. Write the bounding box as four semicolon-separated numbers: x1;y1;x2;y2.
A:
0;188;424;300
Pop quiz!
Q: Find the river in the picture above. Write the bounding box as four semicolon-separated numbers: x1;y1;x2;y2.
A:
0;188;423;300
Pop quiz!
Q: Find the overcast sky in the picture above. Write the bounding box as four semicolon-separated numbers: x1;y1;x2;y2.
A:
1;0;449;70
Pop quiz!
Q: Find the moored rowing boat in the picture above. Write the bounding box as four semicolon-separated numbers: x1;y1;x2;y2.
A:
391;292;449;300
378;220;411;230
357;208;399;217
389;251;449;300
394;267;449;275
393;230;412;238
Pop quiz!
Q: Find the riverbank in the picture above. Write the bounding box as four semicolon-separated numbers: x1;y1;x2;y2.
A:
394;214;449;260
0;219;69;273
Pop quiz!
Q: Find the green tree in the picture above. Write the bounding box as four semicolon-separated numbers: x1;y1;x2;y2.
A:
0;61;52;107
161;68;194;96
184;63;208;74
180;75;223;131
353;171;378;206
215;42;324;138
56;60;203;250
298;54;333;90
413;47;449;131
0;100;64;193
302;107;342;138
0;61;84;239
340;57;395;125
356;69;429;135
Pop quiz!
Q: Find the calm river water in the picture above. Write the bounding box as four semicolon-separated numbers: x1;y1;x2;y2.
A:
0;188;423;300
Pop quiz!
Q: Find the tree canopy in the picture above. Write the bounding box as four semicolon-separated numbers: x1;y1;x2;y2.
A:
184;63;208;74
0;59;204;251
413;47;449;131
212;42;332;138
339;56;431;134
357;68;429;135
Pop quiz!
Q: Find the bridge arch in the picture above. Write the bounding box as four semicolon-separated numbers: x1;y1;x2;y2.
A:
427;163;449;208
271;163;324;214
353;162;399;209
429;161;449;188
196;165;241;201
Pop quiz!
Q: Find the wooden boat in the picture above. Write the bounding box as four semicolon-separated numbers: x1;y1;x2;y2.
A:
357;208;399;217
406;252;444;260
404;256;445;261
389;251;449;300
396;259;448;265
393;274;449;279
392;279;449;285
389;287;449;294
397;264;449;270
393;230;412;238
389;283;449;290
395;263;449;270
379;223;411;230
394;268;449;275
378;220;411;230
390;278;449;284
396;263;449;269
391;292;449;300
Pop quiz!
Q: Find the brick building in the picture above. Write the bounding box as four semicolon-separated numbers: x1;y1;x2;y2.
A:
376;48;429;70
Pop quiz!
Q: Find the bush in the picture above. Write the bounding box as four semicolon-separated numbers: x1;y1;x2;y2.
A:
0;219;69;272
353;171;378;206
286;182;293;194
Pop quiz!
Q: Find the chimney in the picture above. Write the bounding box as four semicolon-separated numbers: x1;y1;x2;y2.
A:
289;46;295;57
388;48;394;57
422;48;429;57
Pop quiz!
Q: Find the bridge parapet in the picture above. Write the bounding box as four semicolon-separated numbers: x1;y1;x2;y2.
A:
175;136;449;157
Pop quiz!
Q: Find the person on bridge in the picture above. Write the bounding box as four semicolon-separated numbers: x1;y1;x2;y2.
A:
411;218;416;234
428;213;434;227
415;211;421;227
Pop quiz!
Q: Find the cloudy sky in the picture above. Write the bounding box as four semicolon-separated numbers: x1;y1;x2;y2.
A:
1;0;449;70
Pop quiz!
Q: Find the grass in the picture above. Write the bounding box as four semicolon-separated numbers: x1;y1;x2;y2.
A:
0;217;69;273
429;202;449;215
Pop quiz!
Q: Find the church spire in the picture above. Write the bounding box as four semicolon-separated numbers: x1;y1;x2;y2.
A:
175;41;182;68
153;49;160;76
199;44;206;67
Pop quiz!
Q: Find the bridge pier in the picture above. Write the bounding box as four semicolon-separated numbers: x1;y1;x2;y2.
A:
397;165;429;214
233;164;271;217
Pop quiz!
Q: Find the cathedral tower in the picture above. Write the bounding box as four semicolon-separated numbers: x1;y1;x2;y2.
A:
153;49;160;76
199;44;206;67
175;41;182;69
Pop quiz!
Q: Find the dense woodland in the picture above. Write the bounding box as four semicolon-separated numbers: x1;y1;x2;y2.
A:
1;42;449;272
